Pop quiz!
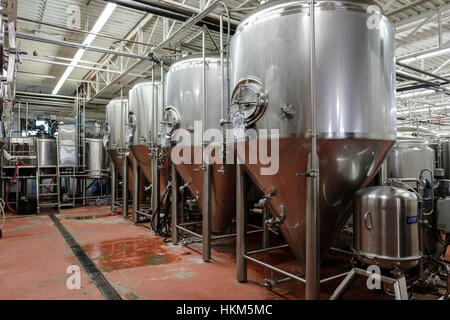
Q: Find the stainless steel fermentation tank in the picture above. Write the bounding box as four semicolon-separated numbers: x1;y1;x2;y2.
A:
230;0;396;269
164;57;235;233
106;98;134;193
354;186;421;270
129;82;169;189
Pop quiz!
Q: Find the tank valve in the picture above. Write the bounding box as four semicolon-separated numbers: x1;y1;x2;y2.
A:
179;179;192;193
296;169;319;178
258;188;277;207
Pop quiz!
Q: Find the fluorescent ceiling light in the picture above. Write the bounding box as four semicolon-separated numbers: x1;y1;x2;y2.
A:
52;3;116;95
400;47;450;63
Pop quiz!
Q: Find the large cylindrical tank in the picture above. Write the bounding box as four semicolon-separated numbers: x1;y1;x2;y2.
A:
354;186;421;270
230;0;396;268
105;98;134;192
163;57;235;233
129;81;169;187
386;134;435;185
106;98;129;151
37;137;57;167
441;139;450;178
129;81;163;147
85;138;107;178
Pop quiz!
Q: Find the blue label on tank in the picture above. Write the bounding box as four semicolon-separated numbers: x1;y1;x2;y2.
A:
407;216;418;225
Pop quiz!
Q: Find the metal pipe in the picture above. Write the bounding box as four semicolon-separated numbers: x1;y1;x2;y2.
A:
176;225;203;239
236;164;247;282
86;0;231;104
132;158;139;223
202;161;212;262
15;32;166;64
171;164;179;244
244;255;306;284
122;155;128;218
247;244;290;256
306;0;320;300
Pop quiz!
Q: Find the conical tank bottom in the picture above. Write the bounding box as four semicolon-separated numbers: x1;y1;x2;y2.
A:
129;145;171;197
239;137;394;271
171;146;236;233
107;149;134;193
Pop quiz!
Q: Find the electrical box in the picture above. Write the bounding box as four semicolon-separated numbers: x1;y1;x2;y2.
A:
437;198;450;233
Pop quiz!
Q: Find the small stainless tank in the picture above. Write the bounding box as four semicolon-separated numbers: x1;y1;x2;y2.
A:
386;134;435;187
354;186;421;270
37;137;57;167
85;138;107;178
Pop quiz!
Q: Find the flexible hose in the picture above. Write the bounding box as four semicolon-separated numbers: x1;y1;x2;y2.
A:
40;176;56;202
5;163;19;213
0;198;5;229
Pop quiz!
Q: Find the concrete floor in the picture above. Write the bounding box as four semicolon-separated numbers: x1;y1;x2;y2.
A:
0;205;448;300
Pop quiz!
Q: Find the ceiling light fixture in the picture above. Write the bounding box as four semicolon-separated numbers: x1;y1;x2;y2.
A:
52;3;116;95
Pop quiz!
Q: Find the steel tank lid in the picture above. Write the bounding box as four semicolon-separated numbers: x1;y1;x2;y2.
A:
131;81;162;89
169;55;222;71
357;186;418;201
108;97;128;104
237;0;381;32
85;138;103;142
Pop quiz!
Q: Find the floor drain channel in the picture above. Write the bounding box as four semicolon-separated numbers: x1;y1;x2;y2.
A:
48;214;122;300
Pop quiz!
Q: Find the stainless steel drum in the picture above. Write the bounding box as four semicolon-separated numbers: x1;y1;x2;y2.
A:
230;0;396;268
354;186;421;270
386;134;435;186
85;138;107;178
163;57;235;233
37;137;57;167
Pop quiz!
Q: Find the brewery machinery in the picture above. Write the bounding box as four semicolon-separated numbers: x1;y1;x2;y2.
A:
0;122;109;214
331;126;450;299
129;81;170;224
231;0;396;298
163;56;237;261
105;97;134;217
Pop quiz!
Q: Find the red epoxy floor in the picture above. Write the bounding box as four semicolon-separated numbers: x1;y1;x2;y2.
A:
1;206;448;300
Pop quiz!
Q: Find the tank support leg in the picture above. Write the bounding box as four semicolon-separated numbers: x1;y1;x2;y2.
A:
122;155;128;218
393;276;408;300
329;269;357;300
151;154;160;227
111;161;116;213
202;162;212;262
132;158;139;223
236;164;247;283
330;268;409;300
171;164;180;245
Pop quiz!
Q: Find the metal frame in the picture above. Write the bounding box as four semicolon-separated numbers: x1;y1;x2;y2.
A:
235;164;349;296
329;268;409;301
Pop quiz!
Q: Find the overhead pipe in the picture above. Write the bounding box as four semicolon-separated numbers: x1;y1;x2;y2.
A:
397;62;450;83
16;32;172;66
130;0;237;32
104;0;234;34
87;0;232;104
